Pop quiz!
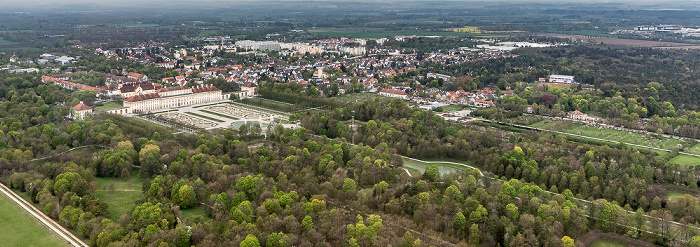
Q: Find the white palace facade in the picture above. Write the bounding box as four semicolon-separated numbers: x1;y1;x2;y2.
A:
121;85;229;114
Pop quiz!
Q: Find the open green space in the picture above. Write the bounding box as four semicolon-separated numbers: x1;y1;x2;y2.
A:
94;101;123;111
438;105;465;112
69;146;105;155
334;93;384;103
669;154;700;166
688;143;700;155
589;240;625;247
199;110;239;120
95;173;143;220
180;206;210;221
0;38;19;45
401;158;470;175
529;119;685;150
184;112;224;123
665;188;696;202
0;191;70;247
239;98;305;112
308;29;505;38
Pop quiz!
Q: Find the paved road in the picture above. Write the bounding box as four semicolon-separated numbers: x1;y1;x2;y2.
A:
0;183;88;247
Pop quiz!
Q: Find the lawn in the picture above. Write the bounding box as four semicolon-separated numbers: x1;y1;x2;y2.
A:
239;98;305;112
184;112;224;123
401;158;470;175
94;101;123;111
0;38;19;45
665;188;696;202
95;173;144;220
669;154;700;166
334;93;384;103
589;240;625;247
0;191;69;247
180;206;210;222
688;143;700;155
439;105;465;112
69;146;105;155
529;119;686;150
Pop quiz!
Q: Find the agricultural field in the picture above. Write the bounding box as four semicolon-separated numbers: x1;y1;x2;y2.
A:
308;28;490;38
444;26;525;34
0;192;69;247
95;173;144;220
94;101;123;111
669;154;700;166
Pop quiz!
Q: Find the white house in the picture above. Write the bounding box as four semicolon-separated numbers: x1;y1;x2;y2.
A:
548;75;575;84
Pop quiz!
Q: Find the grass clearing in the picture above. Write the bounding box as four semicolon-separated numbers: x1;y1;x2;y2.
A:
0;191;69;247
439;105;465;112
180;206;209;221
669;154;700;166
0;38;19;45
184;112;224;123
688;143;700;155
589;240;625;247
529;119;686;151
239;98;305;112
95;173;144;220
334;93;384;103
665;188;695;202
94;101;123;111
402;158;470;175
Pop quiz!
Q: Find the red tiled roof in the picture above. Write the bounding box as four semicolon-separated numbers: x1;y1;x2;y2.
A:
192;86;220;93
158;86;189;93
72;102;91;111
124;93;160;102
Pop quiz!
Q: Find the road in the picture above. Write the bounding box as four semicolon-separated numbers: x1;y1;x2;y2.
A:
0;183;89;247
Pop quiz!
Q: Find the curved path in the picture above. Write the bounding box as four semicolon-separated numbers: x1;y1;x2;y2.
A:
0;183;89;247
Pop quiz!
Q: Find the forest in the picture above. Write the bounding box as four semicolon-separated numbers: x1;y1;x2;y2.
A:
1;68;698;246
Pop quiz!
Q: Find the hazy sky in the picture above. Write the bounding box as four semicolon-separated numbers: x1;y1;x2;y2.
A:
1;0;700;10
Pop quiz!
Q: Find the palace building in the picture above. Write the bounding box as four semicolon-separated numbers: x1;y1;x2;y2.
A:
121;85;226;114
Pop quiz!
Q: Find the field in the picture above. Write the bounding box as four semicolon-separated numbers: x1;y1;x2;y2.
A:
438;105;465;112
402;158;470;175
444;26;525;34
590;240;626;247
529;120;685;150
94;101;123;111
669;154;700;166
239;98;305;112
307;28;501;38
665;188;694;202
0;38;18;45
180;206;209;221
0;191;69;247
95;173;144;220
334;93;384;103
688;143;700;155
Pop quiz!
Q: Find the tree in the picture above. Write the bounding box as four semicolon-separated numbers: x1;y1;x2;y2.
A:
561;236;575;247
454;212;466;231
240;235;260;247
342;178;357;192
468;224;481;245
302;215;313;230
177;184;196;209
